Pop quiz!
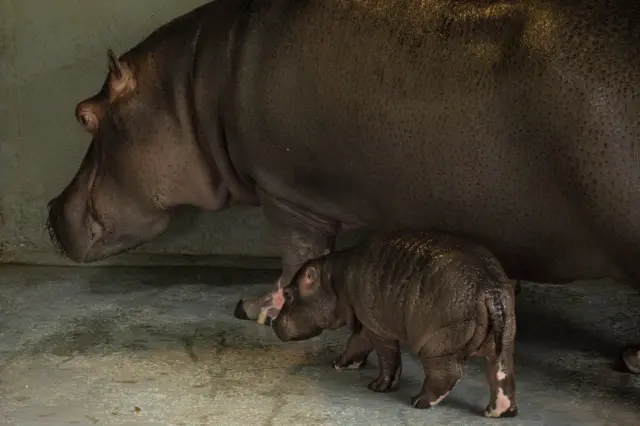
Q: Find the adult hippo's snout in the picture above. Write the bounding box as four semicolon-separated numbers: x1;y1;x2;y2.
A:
46;176;174;264
46;147;107;263
46;152;173;264
47;191;103;263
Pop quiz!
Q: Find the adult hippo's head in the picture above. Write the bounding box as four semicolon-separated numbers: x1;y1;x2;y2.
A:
46;47;231;262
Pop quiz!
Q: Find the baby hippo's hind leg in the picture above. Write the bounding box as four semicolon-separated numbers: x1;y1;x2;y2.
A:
479;306;518;418
332;327;373;370
411;354;463;409
483;343;517;417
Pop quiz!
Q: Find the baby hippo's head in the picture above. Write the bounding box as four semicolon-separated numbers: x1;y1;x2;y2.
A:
272;259;343;342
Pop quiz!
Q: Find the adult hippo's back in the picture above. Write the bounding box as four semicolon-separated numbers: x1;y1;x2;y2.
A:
47;0;640;371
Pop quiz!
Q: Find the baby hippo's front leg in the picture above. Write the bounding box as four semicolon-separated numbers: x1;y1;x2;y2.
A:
365;331;402;393
332;327;373;370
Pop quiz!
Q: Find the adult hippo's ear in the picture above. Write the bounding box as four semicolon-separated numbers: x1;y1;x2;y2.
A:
299;265;321;297
106;48;136;99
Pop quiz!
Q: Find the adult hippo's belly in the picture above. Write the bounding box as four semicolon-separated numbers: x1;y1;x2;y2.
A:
47;0;640;373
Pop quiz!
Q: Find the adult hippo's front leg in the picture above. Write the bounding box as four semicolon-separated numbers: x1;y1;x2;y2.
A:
233;191;339;325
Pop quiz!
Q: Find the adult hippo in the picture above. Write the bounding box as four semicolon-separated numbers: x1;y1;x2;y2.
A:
47;0;640;372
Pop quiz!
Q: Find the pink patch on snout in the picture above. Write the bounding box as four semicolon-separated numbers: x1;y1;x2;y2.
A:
497;371;506;381
256;286;286;325
272;288;285;310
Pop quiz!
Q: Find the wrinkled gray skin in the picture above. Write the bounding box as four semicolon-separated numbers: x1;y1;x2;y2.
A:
47;0;640;372
272;231;518;418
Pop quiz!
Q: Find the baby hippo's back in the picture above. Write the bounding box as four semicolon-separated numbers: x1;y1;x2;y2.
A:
337;230;511;356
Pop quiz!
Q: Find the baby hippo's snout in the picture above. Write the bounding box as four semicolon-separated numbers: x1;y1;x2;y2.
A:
272;261;343;342
271;294;321;342
272;308;323;342
271;313;293;342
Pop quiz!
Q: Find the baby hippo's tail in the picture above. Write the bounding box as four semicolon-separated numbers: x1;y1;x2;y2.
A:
483;279;516;358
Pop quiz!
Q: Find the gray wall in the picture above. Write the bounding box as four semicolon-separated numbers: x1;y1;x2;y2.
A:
0;0;280;266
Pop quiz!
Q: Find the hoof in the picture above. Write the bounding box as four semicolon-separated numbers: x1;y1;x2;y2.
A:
485;406;518;418
367;377;398;393
331;358;367;371
233;299;251;321
411;395;433;410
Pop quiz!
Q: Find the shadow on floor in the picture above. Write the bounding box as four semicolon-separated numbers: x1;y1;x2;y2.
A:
1;266;639;424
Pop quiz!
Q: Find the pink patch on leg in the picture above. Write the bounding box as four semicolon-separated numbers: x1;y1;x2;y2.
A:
486;388;512;418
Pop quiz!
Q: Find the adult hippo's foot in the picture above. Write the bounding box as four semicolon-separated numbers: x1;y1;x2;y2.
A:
621;345;640;374
234;277;286;325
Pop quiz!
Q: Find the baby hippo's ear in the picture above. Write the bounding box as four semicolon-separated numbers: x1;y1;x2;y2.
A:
299;265;321;297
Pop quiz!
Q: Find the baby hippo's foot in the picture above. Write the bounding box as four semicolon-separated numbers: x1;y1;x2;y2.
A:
331;328;374;371
485;404;518;418
366;339;402;392
485;389;518;419
331;356;368;371
367;374;400;393
411;393;445;410
412;355;462;410
411;380;458;410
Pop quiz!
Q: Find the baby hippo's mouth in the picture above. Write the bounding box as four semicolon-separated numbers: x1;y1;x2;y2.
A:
272;314;323;342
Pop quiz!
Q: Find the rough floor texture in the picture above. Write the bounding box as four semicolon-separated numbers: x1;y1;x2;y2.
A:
0;265;639;425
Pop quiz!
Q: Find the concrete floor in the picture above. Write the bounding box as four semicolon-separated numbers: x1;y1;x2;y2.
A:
0;265;639;426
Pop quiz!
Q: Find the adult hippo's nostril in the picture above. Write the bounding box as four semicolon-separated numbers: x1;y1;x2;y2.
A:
88;213;105;244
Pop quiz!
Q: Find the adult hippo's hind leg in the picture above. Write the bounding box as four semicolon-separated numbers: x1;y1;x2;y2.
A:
233;192;338;325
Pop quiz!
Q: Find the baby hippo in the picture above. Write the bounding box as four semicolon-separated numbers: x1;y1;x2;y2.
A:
271;230;518;418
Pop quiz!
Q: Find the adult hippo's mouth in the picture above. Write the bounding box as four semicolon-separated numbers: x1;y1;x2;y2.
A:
46;181;173;264
46;201;172;264
46;196;103;263
45;139;175;264
46;152;106;263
